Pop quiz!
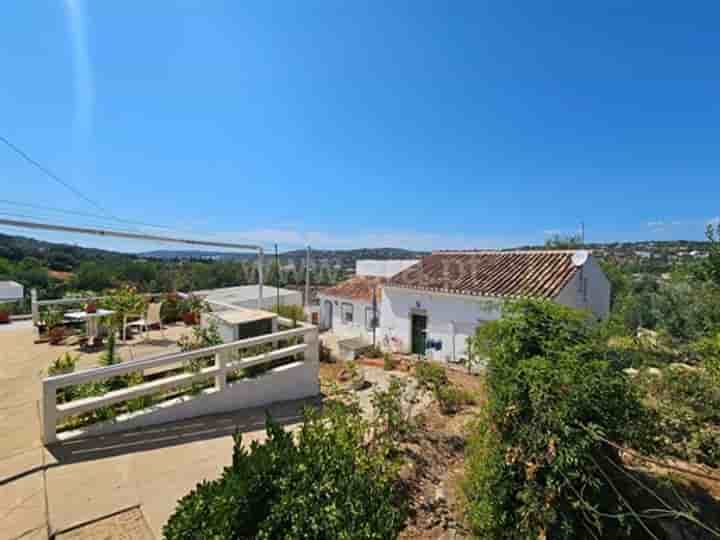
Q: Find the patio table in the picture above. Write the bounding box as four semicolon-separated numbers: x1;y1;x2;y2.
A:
65;309;115;345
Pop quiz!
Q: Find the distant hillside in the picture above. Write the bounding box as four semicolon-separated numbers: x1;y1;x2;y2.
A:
0;232;135;271
140;250;256;261
141;247;428;262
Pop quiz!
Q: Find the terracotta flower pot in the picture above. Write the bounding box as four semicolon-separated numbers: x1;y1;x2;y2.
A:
183;312;199;326
85;303;97;314
0;311;9;324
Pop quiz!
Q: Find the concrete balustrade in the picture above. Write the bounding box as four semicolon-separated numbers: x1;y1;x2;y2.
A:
42;321;320;444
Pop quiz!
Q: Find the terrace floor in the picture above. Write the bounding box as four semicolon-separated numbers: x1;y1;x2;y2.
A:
0;322;312;540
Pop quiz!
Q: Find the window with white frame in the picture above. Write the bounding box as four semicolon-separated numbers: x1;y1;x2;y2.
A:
341;303;354;324
365;306;379;330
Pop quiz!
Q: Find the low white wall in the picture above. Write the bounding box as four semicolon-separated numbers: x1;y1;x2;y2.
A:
58;360;319;441
0;281;23;302
380;287;503;362
232;291;302;311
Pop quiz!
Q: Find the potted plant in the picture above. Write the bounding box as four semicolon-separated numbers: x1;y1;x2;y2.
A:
0;303;10;324
44;309;66;345
181;295;206;326
162;292;182;323
85;300;98;314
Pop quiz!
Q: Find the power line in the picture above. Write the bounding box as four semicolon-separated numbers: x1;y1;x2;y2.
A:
0;216;263;250
0;134;117;218
0;198;180;232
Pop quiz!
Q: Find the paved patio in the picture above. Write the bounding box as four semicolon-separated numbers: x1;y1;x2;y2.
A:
0;322;312;540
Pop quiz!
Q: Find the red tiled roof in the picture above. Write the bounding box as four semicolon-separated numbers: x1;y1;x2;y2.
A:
322;276;385;302
387;251;583;299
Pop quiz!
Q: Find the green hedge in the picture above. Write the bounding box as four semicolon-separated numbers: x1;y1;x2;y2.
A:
163;407;403;539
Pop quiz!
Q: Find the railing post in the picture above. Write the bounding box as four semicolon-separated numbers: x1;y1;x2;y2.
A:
42;380;57;445
31;288;39;327
304;326;319;364
215;352;227;391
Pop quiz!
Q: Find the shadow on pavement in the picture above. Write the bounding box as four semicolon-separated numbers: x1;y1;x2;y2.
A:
45;396;321;466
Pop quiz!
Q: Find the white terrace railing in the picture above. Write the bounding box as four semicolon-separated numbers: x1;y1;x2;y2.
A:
41;319;319;444
30;288;162;326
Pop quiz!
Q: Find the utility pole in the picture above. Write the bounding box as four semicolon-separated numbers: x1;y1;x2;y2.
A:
258;248;264;310
275;243;280;312
304;245;311;309
372;285;377;348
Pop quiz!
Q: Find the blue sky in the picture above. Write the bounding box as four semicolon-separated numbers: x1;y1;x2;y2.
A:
1;1;719;252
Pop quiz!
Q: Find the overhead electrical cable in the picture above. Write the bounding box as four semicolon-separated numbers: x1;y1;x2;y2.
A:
0;134;118;218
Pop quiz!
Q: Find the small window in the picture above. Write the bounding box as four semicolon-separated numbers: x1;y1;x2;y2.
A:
365;307;379;330
341;303;354;324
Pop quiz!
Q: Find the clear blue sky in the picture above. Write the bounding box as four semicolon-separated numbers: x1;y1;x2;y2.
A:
1;1;718;252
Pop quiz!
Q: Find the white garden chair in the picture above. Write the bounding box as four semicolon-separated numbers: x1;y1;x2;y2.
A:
125;302;165;342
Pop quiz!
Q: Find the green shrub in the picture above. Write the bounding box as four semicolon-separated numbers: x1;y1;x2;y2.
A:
370;376;414;444
463;300;657;540
48;352;78;376
164;406;403;539
362;345;383;358
414;361;447;390
382;352;397;371
637;367;720;467
436;385;475;414
49;352;79;403
271;303;307;325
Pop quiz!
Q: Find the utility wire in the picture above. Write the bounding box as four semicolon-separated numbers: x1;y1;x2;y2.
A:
0;198;182;233
0;134;118;219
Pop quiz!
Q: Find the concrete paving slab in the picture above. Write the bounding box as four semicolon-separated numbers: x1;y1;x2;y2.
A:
0;469;47;540
45;453;139;534
55;507;153;540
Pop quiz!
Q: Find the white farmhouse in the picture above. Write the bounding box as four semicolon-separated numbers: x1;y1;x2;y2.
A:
380;250;610;363
318;259;418;340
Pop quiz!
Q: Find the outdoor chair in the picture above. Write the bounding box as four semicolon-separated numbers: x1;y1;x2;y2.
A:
125;302;165;342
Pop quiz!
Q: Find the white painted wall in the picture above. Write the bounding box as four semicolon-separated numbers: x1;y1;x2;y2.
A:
58;360;319;441
379;255;611;363
318;294;379;342
380;287;503;362
0;281;23;302
355;260;418;278
554;255;610;319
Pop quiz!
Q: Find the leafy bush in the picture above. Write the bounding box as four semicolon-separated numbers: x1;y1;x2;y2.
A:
48;352;78;376
370;376;416;445
49;352;79;403
463;300;657;540
164;406;404;539
637;367;720;467
436;385;475;414
413;361;447;390
361;345;383;358
383;352;398;371
271;303;307;324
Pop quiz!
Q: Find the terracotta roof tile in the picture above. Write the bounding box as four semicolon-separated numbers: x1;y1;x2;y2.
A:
387;251;583;299
322;276;385;302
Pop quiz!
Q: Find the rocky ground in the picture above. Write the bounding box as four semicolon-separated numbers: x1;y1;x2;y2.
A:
320;358;485;540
